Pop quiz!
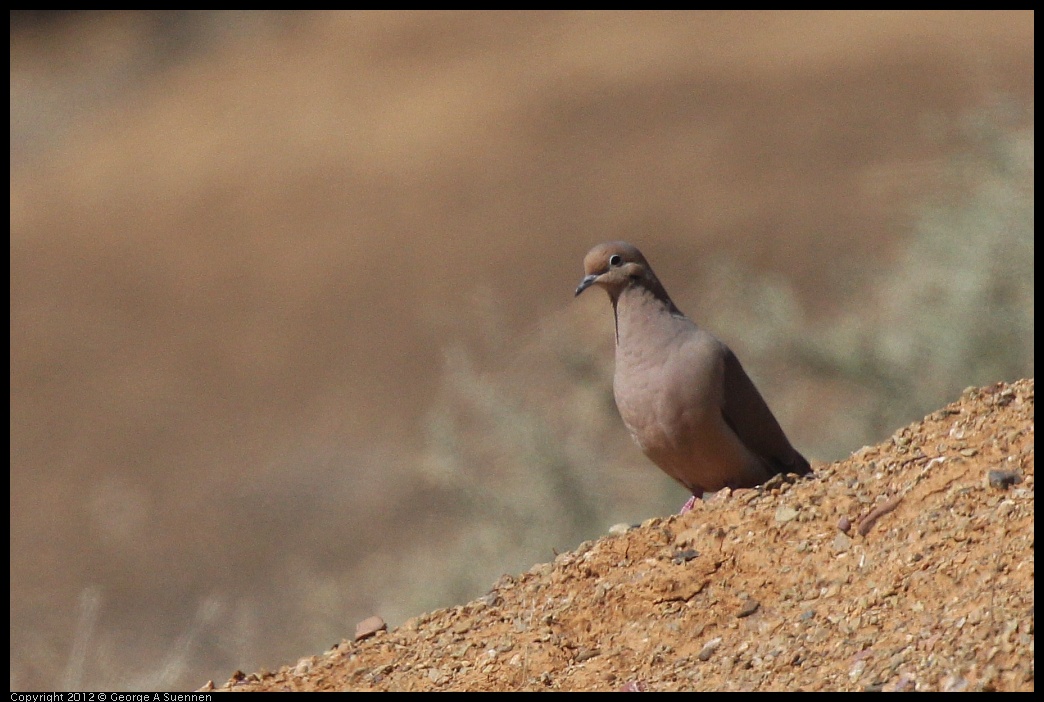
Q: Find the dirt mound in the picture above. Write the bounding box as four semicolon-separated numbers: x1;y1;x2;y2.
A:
208;378;1033;692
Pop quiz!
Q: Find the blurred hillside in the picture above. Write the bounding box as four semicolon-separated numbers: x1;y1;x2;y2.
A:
9;10;1033;691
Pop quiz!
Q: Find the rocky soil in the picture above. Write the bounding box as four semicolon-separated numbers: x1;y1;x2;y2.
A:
207;378;1034;692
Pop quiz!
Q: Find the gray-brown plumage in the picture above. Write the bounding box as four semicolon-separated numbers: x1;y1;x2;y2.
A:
575;241;811;508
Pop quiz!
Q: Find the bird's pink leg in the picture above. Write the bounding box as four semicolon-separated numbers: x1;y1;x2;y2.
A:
679;489;704;514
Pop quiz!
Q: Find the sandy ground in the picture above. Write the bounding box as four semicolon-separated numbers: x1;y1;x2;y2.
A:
210;379;1033;692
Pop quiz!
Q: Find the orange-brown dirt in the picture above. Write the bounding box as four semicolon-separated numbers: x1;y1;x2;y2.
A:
209;379;1033;692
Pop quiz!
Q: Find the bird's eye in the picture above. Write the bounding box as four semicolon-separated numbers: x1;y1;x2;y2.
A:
609;254;622;267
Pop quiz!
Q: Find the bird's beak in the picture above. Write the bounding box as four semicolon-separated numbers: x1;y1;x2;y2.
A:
575;274;599;297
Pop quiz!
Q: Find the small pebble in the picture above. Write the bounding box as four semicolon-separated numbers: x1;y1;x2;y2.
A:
697;637;722;661
355;615;387;641
737;600;760;618
988;469;1022;490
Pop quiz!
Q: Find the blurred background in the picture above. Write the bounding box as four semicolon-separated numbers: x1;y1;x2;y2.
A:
10;10;1033;691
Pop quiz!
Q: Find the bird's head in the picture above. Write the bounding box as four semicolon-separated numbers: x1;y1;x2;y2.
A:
574;241;655;299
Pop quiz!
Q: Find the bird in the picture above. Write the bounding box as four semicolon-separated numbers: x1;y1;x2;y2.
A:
575;241;811;512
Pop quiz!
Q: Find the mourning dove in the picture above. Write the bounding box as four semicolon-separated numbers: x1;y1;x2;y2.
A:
575;241;811;511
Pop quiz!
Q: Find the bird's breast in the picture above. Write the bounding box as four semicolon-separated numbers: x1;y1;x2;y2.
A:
613;335;720;457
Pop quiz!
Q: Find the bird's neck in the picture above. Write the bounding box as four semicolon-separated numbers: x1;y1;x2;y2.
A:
612;280;686;345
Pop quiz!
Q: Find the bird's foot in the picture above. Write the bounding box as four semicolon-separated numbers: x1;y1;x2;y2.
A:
679;492;703;514
680;487;734;512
